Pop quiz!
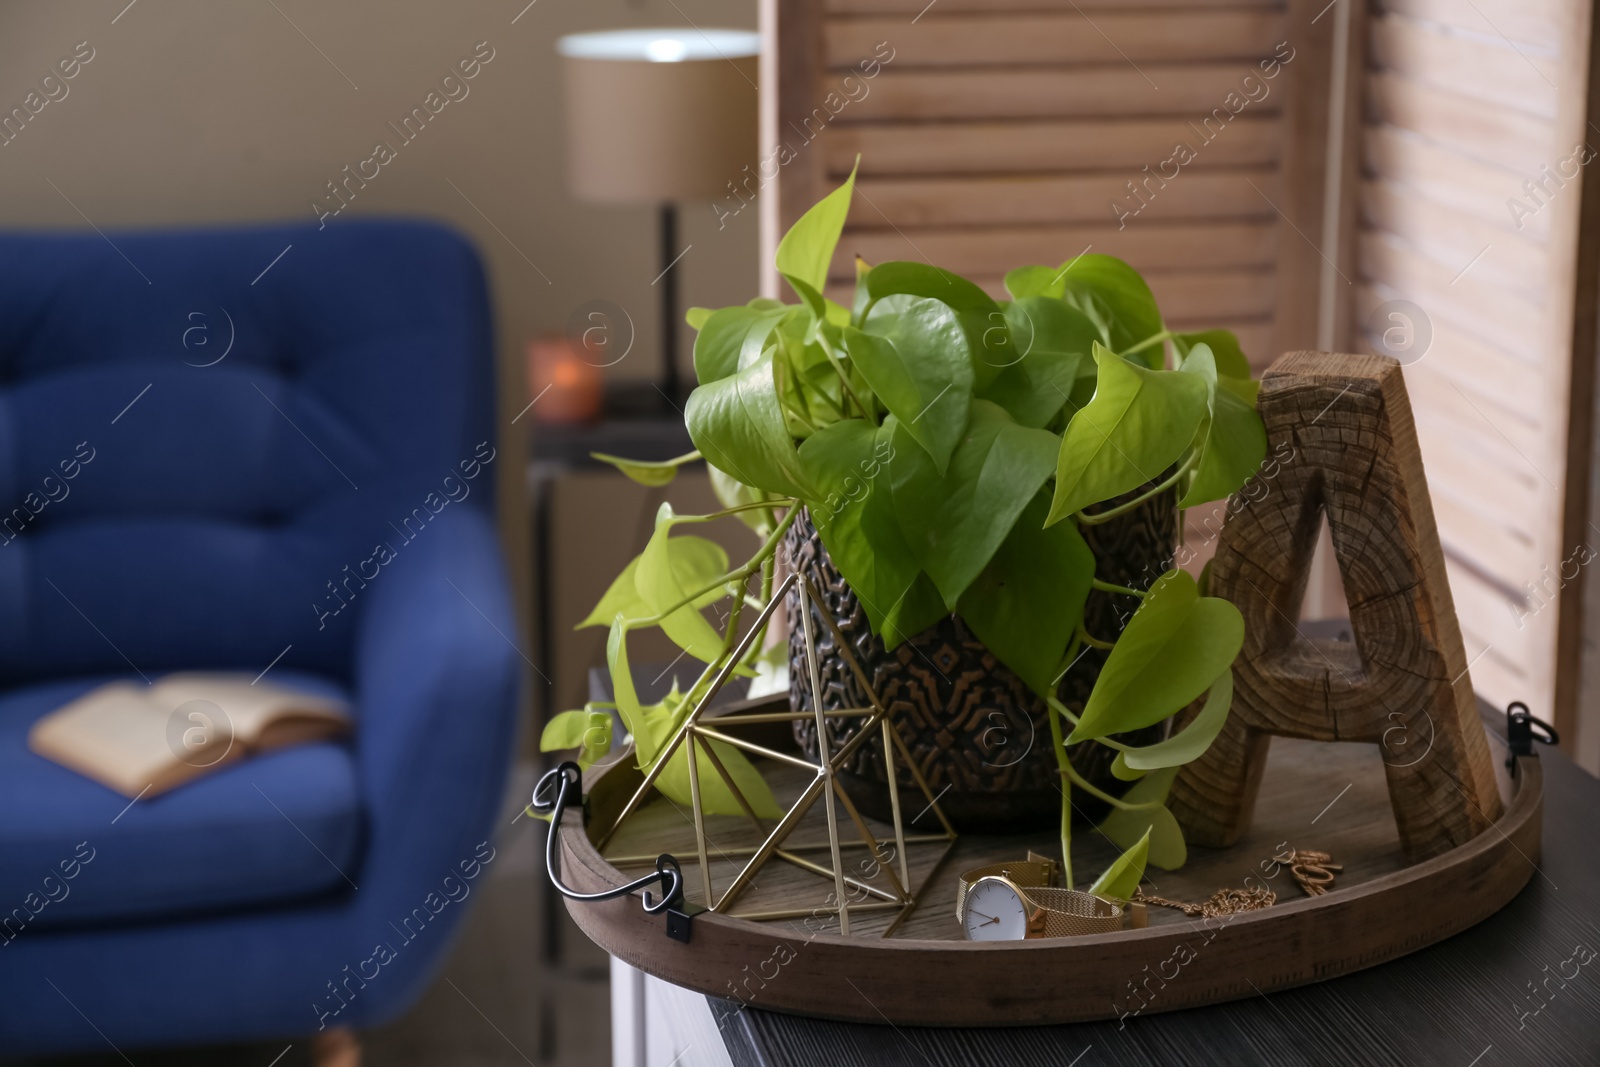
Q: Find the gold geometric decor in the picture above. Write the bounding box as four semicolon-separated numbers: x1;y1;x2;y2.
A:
593;571;957;937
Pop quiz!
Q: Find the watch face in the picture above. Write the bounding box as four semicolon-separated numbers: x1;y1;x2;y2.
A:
963;877;1030;941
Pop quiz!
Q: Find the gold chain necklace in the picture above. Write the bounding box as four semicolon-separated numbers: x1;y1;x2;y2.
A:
1131;848;1341;917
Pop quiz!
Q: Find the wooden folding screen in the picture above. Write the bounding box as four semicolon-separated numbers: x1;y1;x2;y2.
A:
760;0;1600;768
1348;0;1597;756
761;0;1312;365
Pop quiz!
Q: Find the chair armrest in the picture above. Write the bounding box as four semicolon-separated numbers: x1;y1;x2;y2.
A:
350;505;523;888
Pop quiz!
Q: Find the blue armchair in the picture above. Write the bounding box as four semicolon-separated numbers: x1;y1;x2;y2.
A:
0;220;522;1055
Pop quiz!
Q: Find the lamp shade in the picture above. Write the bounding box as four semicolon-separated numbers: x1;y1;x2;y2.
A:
558;28;759;204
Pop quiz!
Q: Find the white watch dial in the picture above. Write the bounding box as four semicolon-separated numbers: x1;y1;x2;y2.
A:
963;877;1030;941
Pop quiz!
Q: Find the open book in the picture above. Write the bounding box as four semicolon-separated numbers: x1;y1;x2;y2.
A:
29;673;352;798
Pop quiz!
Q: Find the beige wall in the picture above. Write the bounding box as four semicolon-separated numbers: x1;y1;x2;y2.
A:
0;0;762;716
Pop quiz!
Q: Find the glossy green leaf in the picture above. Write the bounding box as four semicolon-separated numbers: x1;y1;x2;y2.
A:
1087;827;1150;901
1057;253;1165;368
708;463;778;537
686;306;714;331
1174;328;1251;380
957;492;1094;696
1112;669;1234;776
636;504;736;665
889;401;1059;608
866;261;1001;317
1046;343;1208;525
775;160;857;296
590;450;700;488
1068;570;1244;744
1098;768;1186;870
657;735;785;818
978;298;1097;428
692;306;786;384
578;535;728;630
883;571;948;648
844;298;974;473
1003;264;1066;301
1177;345;1269;509
686;353;814;498
799;419;925;640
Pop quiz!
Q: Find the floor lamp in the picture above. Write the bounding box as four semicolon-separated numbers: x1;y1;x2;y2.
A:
559;28;759;408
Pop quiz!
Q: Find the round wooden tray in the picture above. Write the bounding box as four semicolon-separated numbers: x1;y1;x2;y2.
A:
556;716;1542;1026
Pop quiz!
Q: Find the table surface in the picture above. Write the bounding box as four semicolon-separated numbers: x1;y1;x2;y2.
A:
709;710;1599;1067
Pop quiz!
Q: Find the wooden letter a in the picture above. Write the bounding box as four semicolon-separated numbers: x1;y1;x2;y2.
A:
1170;352;1503;862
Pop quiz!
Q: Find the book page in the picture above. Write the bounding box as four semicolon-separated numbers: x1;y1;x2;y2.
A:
149;673;350;744
28;683;174;796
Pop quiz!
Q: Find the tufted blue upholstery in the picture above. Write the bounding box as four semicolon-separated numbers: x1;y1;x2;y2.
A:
0;220;521;1054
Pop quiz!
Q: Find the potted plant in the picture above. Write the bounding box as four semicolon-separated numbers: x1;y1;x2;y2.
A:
543;164;1265;890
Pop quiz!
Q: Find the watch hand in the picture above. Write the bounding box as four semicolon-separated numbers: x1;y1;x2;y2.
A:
971;912;1000;926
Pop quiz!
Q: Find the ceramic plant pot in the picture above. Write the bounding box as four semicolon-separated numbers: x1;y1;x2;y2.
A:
785;496;1173;833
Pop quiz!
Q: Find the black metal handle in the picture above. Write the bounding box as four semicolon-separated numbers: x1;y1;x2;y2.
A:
1506;702;1559;774
531;762;697;941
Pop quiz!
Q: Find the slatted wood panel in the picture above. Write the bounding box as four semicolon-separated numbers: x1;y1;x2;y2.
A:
764;0;1314;375
1353;2;1586;727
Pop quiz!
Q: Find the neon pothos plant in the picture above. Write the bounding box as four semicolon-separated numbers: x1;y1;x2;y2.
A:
542;163;1266;895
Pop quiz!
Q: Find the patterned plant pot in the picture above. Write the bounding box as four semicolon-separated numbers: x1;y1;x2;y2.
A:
786;496;1173;833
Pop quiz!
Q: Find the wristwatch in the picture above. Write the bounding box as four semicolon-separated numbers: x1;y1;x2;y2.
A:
957;859;1123;941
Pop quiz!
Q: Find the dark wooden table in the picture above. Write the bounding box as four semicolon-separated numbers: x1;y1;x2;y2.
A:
706;709;1599;1067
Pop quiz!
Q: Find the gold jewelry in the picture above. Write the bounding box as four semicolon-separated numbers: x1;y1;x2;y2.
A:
1131;885;1276;917
1278;848;1342;896
1129;847;1341;917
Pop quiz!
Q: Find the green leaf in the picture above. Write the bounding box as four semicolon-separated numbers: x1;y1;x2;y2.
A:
693;306;787;384
686;307;714;331
540;708;592;750
686;353;815;498
656;735;785;818
884;571;949;648
1046;342;1208;525
578;536;728;629
783;273;829;325
1112;669;1233;776
606;620;648;762
851;256;874;324
1056;254;1165;367
590;450;700;487
1088;827;1150;901
865;261;1000;317
889;401;1059;608
978;298;1097;428
1068;570;1244;743
775;160;858;296
1174;329;1251;379
799;419;924;639
1099;768;1186;870
540;707;613;769
708;463;777;537
957;492;1094;696
1003;264;1066;301
636;504;739;666
1177;345;1268;509
844;297;974;473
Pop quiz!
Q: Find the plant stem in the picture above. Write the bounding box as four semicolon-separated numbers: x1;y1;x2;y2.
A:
1090;578;1147;599
628;506;799;631
1076;625;1116;651
1076;452;1197;526
1047;700;1073;887
1119;329;1174;361
1062;760;1164;811
817;334;870;420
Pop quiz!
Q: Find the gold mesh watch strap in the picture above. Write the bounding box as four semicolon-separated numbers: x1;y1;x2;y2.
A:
1019;887;1124;938
955;859;1057;923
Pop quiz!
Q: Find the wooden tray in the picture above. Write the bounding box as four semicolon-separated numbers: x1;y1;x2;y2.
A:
556;717;1542;1026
